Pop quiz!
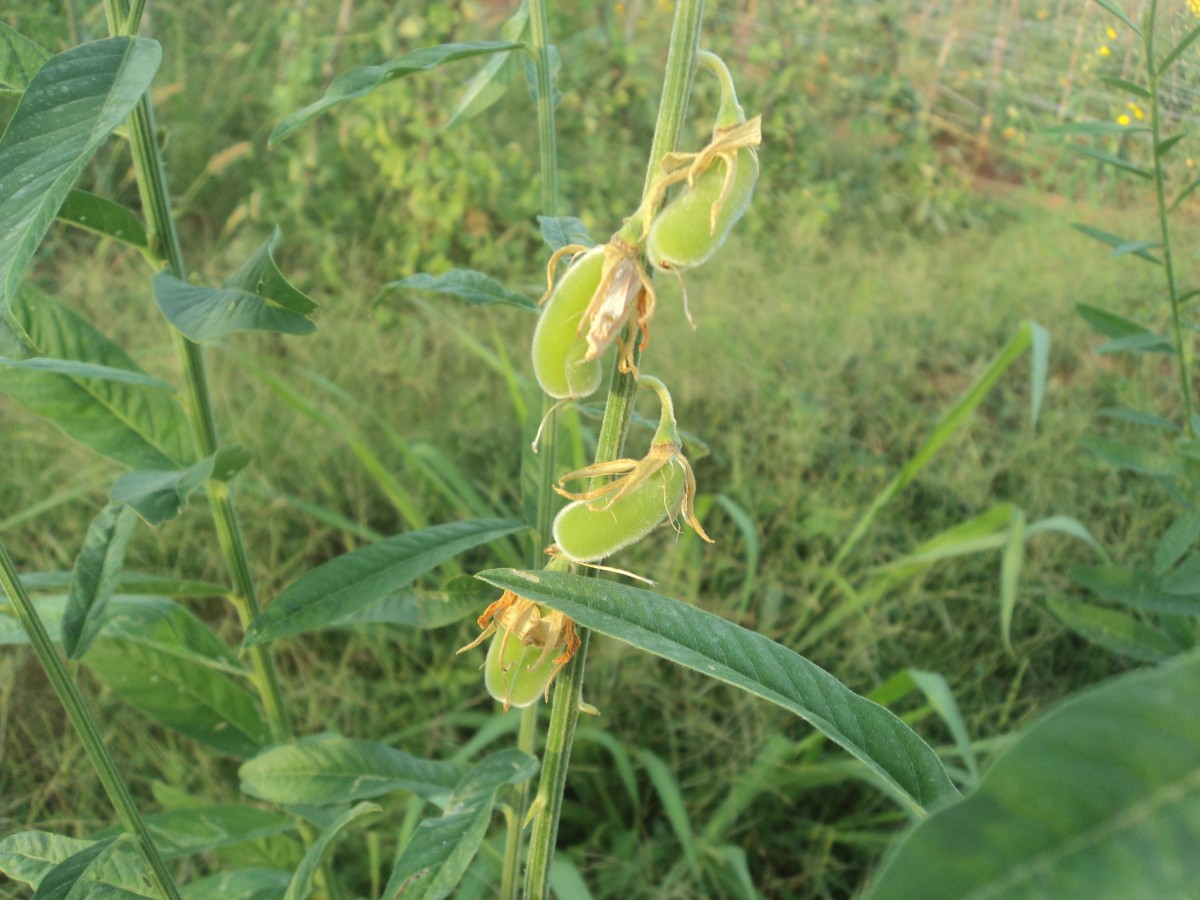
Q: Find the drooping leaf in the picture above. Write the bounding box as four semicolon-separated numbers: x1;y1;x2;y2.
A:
180;868;292;900
863;649;1200;898
243;519;525;646
476;569;958;815
0;285;195;469
388;269;537;312
269;42;523;145
1108;238;1162;259
382;750;538;900
1071;226;1162;264
1094;0;1141;35
0;23;50;92
0;38;161;322
537;215;594;252
154;273;314;343
56;189;148;249
62;504;137;659
111;445;251;525
1071;565;1200;615
1047;596;1179;661
284;802;379;900
239;734;464;807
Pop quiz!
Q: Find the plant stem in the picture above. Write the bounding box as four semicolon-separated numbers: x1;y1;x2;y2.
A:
1145;1;1195;437
0;541;181;900
523;4;706;897
529;0;559;219
102;0;292;743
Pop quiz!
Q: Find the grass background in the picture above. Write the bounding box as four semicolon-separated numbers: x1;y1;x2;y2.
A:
3;0;1198;896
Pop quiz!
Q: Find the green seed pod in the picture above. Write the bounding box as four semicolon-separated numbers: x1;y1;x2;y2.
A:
484;629;560;710
553;454;687;563
532;245;605;400
646;149;758;273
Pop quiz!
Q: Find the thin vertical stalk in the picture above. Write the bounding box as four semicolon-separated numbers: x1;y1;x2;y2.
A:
1145;1;1195;436
501;2;561;896
101;0;291;742
523;3;706;897
0;542;181;900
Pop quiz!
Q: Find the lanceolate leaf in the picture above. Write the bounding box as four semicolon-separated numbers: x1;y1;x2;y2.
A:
111;445;252;525
0;285;194;470
62;503;137;659
0;356;175;388
30;836;121;900
0;38;161;322
444;2;529;130
1160;23;1200;74
154;273;315;342
243;519;525;646
0;24;51;92
1071;564;1200;615
1094;0;1141;36
284;803;380;900
56;189;148;249
476;569;958;815
863;649;1200;898
239;734;464;807
382;750;538;900
389;269;537;312
269;42;523;145
1047;596;1179;662
538;214;594;251
1072;225;1162;264
1099;75;1151;99
1068;145;1151;179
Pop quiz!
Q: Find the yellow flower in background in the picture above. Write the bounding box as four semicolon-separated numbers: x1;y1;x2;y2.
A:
1192;0;1200;17
1117;114;1131;126
1128;102;1145;120
1099;45;1112;56
1107;26;1117;39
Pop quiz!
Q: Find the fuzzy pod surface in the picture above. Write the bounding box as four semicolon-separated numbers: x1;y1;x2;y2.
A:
647;150;758;273
484;630;557;709
553;458;687;563
532;246;605;399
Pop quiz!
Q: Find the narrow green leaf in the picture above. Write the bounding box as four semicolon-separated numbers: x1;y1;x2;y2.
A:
1155;511;1200;575
285;802;380;900
0;285;195;469
998;507;1026;655
0;23;51;92
1076;302;1163;340
243;519;525;646
1071;226;1162;263
0;832;93;889
389;269;537;312
1041;121;1149;136
323;582;492;630
31;836;120;900
269;42;523;145
0;38;161;322
1100;75;1151;99
1093;0;1141;35
1047;596;1178;661
444;5;528;131
111;445;251;525
1096;332;1174;354
1157;134;1186;157
56;190;148;249
1098;407;1180;431
639;750;701;875
864;649;1200;898
1025;515;1104;554
1081;436;1177;476
19;571;225;598
477;569;958;815
382;750;538;900
1109;238;1161;259
62;504;137;659
906;670;979;787
1029;320;1049;427
239;734;464;807
1068;144;1152;179
538;215;594;252
0;355;176;388
154;272;315;342
1161;554;1200;596
1160;23;1200;74
1071;565;1200;615
225;226;317;315
180;868;292;900
1170;175;1200;212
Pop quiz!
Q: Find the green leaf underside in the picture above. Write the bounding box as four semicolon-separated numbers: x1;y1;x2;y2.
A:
390;269;537;312
111;445;251;525
863;649;1200;898
243;519;524;646
0;37;161;322
269;41;523;145
1077;303;1162;340
444;51;520;131
1071;565;1200;615
226;226;317;314
0;23;51;92
323;584;491;630
382;749;538;900
538;215;594;251
239;734;464;807
153;273;315;342
18;570;225;598
62;503;137;659
1047;596;1178;662
56;189;148;248
476;569;958;815
284;802;379;900
0;285;194;469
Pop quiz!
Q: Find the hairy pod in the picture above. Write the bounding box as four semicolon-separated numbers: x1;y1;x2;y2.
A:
484;629;559;710
552;456;687;563
532;246;605;399
646;148;758;273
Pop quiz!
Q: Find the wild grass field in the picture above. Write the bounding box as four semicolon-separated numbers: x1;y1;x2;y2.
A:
3;1;1199;898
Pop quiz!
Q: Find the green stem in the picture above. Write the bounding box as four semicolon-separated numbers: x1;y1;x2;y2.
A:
523;4;706;897
0;541;181;900
102;0;291;743
529;0;559;218
1146;1;1195;436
